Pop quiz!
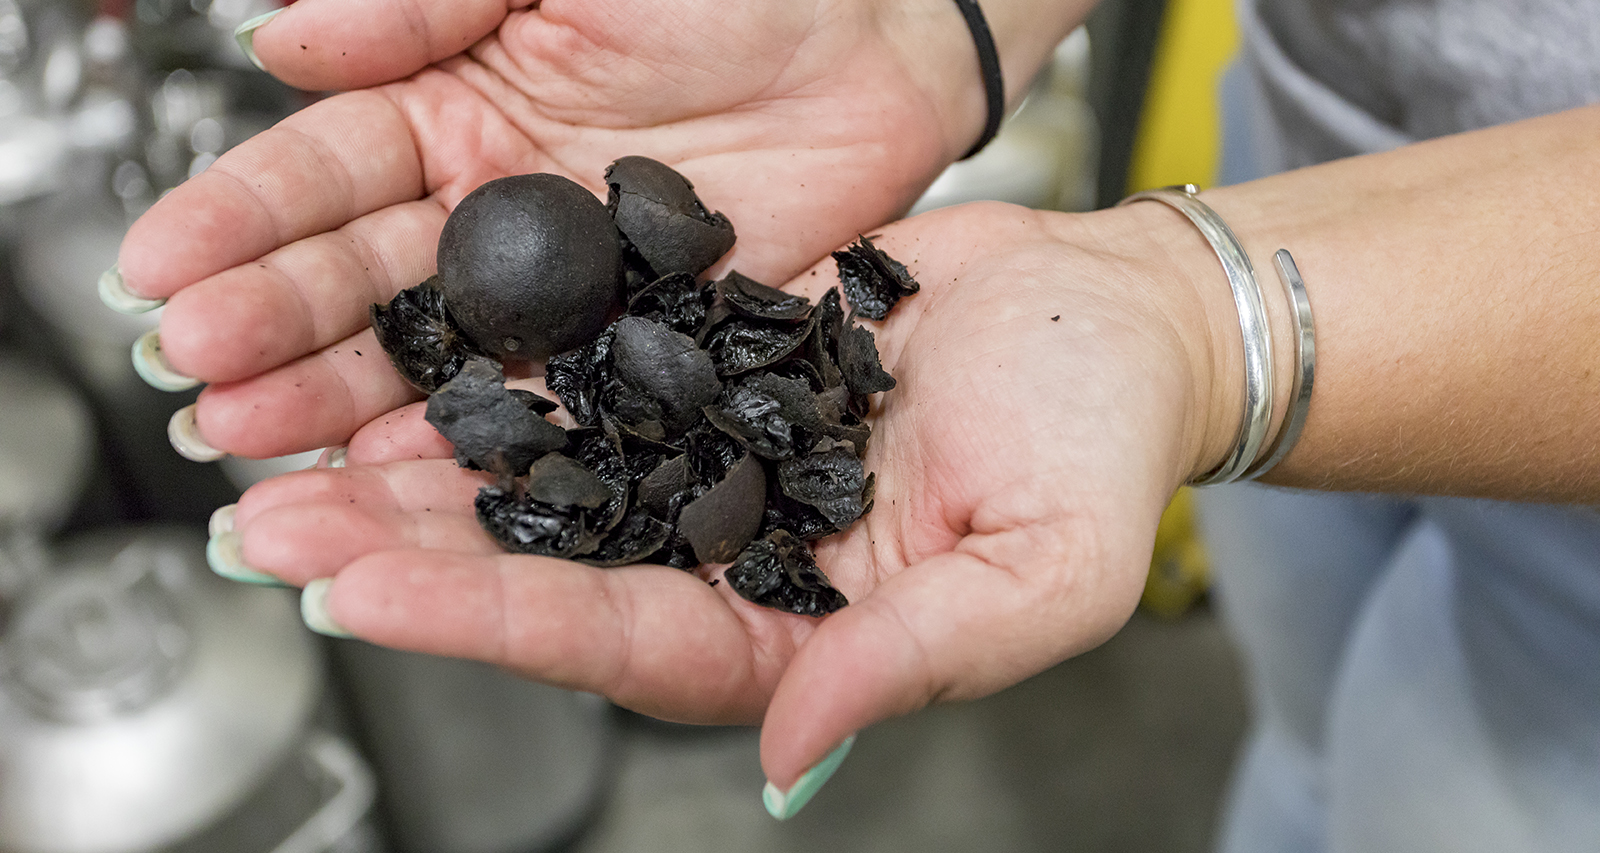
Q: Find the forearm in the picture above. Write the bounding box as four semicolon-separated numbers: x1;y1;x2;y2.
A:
1176;105;1600;501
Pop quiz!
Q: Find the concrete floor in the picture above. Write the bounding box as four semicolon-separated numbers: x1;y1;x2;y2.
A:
566;609;1248;853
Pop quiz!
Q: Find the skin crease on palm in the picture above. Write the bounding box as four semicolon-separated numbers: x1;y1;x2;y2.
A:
111;0;1144;790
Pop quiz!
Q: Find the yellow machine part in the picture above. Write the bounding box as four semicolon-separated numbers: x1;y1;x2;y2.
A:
1129;0;1237;615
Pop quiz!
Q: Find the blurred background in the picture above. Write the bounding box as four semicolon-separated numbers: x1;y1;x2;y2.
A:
0;0;1247;850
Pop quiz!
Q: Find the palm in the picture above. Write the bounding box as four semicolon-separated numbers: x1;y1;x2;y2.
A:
233;203;1203;778
122;0;957;460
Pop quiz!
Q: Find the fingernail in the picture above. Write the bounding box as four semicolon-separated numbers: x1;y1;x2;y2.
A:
132;329;201;392
322;446;347;468
167;404;227;462
234;7;287;72
98;264;165;314
209;503;238;537
206;531;288;587
762;735;855;820
301;578;354;638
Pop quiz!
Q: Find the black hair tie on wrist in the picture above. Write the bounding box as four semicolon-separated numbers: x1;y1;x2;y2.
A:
953;0;1005;160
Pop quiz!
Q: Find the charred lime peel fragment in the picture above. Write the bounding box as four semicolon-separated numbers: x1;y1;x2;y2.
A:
606;155;736;284
831;234;920;321
369;277;486;393
370;157;920;616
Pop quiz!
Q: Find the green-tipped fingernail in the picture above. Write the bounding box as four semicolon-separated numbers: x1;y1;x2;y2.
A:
132;329;201;392
206;531;288;587
301;578;354;638
234;7;287;72
209;503;238;537
98;264;165;314
762;735;855;820
167;404;227;462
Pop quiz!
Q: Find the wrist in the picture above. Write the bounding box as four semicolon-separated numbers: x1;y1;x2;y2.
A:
1095;197;1291;487
874;0;1088;163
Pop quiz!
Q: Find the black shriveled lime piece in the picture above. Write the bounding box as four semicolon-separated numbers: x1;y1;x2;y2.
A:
703;315;814;377
370;278;486;393
436;173;623;359
608;317;723;437
724;530;847;616
837;319;897;394
637;455;695;519
584;510;674;567
831;235;920;321
605;156;736;278
776;440;870;528
545;330;614;427
703;373;823;460
626;272;710;337
714;272;813;322
679;452;767;564
425;358;566;476
524;452;614;509
475;486;592;559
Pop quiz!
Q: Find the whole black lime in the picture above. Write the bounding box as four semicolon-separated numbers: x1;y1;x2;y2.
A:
436;174;623;359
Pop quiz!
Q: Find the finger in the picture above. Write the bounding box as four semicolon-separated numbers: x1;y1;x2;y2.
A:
118;91;425;301
758;525;1148;791
236;458;486;526
317;550;792;724
344;400;455;466
193;328;420;458
247;0;532;92
241;499;496;585
159;199;443;383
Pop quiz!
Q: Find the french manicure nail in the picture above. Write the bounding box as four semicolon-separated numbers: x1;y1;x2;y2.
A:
209;503;238;537
206;531;288;587
324;445;347;468
132;329;201;392
98;264;165;314
234;7;287;72
762;735;855;820
301;578;354;638
167;404;227;462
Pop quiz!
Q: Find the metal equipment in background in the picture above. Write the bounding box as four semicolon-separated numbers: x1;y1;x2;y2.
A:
0;2;615;851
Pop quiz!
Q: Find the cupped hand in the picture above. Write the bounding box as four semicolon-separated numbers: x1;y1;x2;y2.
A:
224;200;1235;792
120;0;991;458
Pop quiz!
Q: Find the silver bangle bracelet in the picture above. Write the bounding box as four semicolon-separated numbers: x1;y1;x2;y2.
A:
1242;249;1316;480
1118;184;1273;486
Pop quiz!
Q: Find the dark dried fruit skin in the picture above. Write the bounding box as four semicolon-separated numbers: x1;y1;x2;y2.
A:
608;317;723;436
703;373;822;460
606;156;736;278
545;331;614;428
425;358;567;475
704;315;814;377
370;278;486;393
374;162;921;615
475;486;591;559
832;234;920;321
627;272;710;337
437;173;623;359
678;452;767;564
837;320;897;394
715;272;813;322
724;530;848;616
776;442;869;528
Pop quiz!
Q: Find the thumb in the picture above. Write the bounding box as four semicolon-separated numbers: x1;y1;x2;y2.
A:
757;529;1145;817
239;0;532;91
